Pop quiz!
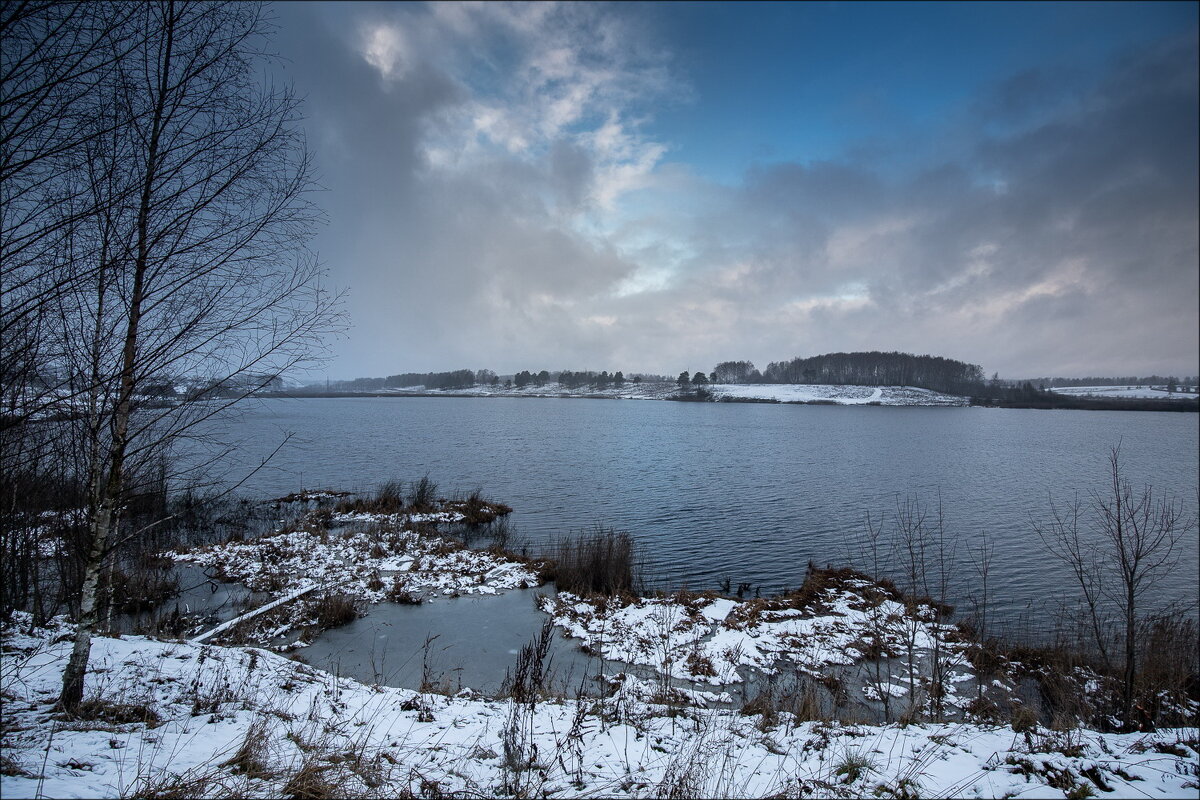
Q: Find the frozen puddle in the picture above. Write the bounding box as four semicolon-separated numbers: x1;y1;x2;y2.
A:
298;589;601;695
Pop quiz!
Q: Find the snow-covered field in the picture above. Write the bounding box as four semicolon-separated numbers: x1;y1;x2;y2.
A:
3;616;1196;799
1049;385;1198;400
373;381;969;405
707;384;967;405
374;381;679;400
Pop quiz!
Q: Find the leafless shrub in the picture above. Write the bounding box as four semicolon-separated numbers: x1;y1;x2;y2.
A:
965;695;1003;723
500;620;554;704
334;478;421;515
485;516;512;551
0;752;35;779
1036;445;1195;730
374;480;406;512
501;701;532;780
100;562;181;617
782;681;826;724
741;683;780;730
1138;614;1199;727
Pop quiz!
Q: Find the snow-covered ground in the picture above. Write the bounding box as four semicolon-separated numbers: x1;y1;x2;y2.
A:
1049;385;1198;400
374;381;679;400
168;506;541;646
372;381;969;405
3;616;1196;799
540;579;964;693
708;384;967;405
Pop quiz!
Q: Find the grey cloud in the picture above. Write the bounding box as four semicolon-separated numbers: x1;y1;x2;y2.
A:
550;141;596;213
623;33;1197;376
275;3;1196;379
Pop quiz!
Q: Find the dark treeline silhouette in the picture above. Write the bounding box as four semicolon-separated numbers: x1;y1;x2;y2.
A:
384;370;476;390
331;370;477;391
1026;375;1197;389
310;368;647;393
971;383;1198;411
556;370;631;389
710;352;986;396
512;370;551;387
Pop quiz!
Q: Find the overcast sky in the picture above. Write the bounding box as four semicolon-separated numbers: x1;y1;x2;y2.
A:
269;1;1198;380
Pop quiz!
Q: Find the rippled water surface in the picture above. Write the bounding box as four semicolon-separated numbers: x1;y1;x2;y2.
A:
194;397;1199;626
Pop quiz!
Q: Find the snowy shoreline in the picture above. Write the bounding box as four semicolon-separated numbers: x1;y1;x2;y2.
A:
6;497;1198;798
276;381;972;406
3;616;1197;799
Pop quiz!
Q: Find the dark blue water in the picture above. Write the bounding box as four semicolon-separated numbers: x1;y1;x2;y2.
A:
193;397;1199;626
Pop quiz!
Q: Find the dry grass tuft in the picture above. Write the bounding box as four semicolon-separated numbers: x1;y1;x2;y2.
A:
311;593;361;632
543;527;638;597
282;756;342;800
220;715;274;779
64;697;163;728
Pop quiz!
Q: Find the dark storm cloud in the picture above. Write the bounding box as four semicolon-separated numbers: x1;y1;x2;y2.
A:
274;3;1197;379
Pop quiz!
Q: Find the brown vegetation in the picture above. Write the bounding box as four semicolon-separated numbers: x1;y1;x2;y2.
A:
542;527;638;597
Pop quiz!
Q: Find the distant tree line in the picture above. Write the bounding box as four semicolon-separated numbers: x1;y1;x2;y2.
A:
1025;375;1197;390
310;356;1197;401
331;370;476;391
384;370;476;390
512;370;551;388
315;368;650;392
556;370;632;389
707;352;986;396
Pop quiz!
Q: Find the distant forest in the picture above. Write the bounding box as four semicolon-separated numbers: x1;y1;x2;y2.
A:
324;369;658;392
712;351;986;396
305;352;1196;400
316;351;986;397
1023;375;1197;388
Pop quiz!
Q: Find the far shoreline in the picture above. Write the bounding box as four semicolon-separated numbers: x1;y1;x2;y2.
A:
255;387;1200;412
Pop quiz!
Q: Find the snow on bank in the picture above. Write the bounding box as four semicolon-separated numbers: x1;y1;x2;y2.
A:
708;384;968;405
1050;385;1199;400
173;518;538;602
539;578;964;692
370;381;970;405
168;509;541;644
2;617;1196;799
376;381;679;401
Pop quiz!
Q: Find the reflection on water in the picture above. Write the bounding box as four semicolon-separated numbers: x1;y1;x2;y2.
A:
112;563;253;634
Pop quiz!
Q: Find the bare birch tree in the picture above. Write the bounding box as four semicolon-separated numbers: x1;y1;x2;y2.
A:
1;0;340;711
1036;446;1194;729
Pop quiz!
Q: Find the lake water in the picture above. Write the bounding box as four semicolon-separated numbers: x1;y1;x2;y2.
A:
194;397;1199;630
